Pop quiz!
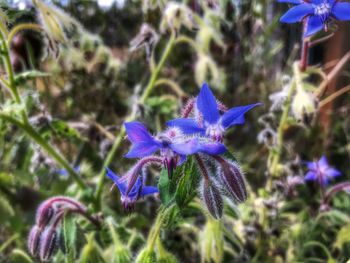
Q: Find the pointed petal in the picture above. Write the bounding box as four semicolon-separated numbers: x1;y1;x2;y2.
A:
127;177;142;199
221;103;262;129
325;168;341;179
280;4;314;23
304;15;323;37
198;141;227;155
124;141;160;158
105;167;127;195
304;171;317;181
141;186;159;196
166;118;205;134
318;155;328;168
170;138;200;155
196;83;220;124
306;161;317;170
278;0;303;3
332;3;350;20
124;122;156;144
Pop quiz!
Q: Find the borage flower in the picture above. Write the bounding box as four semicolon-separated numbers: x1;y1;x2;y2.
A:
305;155;341;185
124;121;226;176
167;83;261;141
279;0;350;37
106;167;158;210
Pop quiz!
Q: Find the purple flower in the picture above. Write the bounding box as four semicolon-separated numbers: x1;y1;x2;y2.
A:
125;121;226;158
305;155;341;185
106;167;158;210
279;0;350;37
124;121;226;177
167;83;261;141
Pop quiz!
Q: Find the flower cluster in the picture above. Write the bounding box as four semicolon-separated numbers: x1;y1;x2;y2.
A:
106;83;261;218
279;0;350;37
28;196;100;262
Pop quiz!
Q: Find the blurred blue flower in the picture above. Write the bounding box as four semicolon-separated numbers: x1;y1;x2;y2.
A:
55;166;80;178
305;155;341;185
106;167;158;210
279;0;350;37
124;121;226;158
167;83;261;141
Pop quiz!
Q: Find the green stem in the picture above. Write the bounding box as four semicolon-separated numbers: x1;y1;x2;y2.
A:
94;33;176;209
0;113;86;189
268;62;298;182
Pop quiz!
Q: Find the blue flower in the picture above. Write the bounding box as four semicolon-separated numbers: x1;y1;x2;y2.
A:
167;83;261;141
279;0;350;37
106;167;158;210
305;155;341;185
124;121;226;158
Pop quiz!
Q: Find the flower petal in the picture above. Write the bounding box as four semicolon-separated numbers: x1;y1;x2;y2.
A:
105;167;126;195
221;103;262;129
325;168;341;179
280;4;314;23
166;118;205;134
198;141;227;155
318;155;329;168
196;83;220;124
124;141;160;158
278;0;304;3
170;138;200;155
304;15;323;37
306;161;317;170
304;171;317;181
124;122;156;144
141;186;159;196
332;3;350;20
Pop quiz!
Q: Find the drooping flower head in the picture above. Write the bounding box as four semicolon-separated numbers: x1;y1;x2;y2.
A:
106;167;158;210
305;155;341;185
279;0;350;37
124;121;226;176
167;83;261;141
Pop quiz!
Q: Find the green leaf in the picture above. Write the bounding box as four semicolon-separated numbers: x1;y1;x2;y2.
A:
175;157;200;208
0;193;15;223
335;223;350;249
62;214;77;260
158;169;174;206
50;119;81;141
14;70;51;85
10;249;34;263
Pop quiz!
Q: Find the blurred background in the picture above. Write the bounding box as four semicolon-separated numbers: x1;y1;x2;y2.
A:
0;0;350;262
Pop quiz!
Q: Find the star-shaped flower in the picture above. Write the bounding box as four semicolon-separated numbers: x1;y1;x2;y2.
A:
167;83;261;141
106;167;158;210
305;155;341;185
279;0;350;37
124;121;226;158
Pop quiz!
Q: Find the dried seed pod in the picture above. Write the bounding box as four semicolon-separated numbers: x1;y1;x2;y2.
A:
28;225;42;256
39;227;59;262
216;158;247;203
202;179;223;219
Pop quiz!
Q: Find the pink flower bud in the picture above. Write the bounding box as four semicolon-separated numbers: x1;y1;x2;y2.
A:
28;225;42;256
39;227;59;262
202;180;223;219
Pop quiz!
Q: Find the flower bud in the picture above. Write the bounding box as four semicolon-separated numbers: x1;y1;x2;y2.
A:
160;2;197;34
39;227;59;262
291;88;318;125
28;225;42;256
194;53;221;90
135;248;157;263
113;246;131;263
217;159;247;203
130;23;159;59
36;204;55;228
202;179;223;219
